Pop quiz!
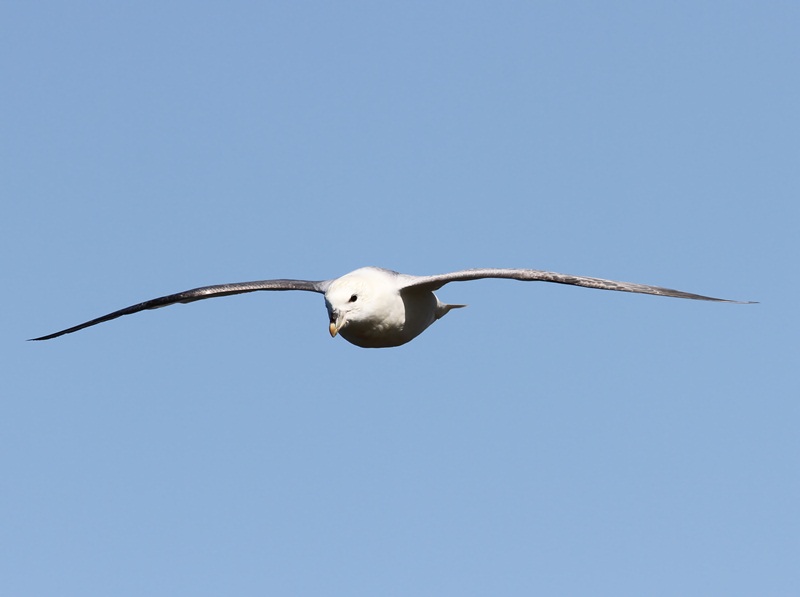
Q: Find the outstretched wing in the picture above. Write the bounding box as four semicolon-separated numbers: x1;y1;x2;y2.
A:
30;278;331;341
398;268;754;303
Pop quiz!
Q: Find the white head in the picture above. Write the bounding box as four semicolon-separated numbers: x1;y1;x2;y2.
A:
324;267;407;347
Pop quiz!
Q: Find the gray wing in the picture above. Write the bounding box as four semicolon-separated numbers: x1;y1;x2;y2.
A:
30;278;331;341
398;268;754;303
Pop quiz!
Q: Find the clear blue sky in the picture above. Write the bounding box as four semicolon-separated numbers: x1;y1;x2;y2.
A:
3;2;797;595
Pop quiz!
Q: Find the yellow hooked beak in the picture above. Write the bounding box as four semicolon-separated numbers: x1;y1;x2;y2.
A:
329;312;346;338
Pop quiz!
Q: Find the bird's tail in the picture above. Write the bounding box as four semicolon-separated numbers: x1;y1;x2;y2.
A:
436;302;467;320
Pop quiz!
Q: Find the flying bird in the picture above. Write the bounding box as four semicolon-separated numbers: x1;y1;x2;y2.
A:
30;266;754;348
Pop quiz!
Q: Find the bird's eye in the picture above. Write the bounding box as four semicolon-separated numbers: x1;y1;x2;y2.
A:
349;294;358;303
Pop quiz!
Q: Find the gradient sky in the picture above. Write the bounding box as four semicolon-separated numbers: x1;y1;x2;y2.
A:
3;3;798;596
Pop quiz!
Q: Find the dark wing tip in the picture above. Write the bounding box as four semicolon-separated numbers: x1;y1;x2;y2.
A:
27;314;124;341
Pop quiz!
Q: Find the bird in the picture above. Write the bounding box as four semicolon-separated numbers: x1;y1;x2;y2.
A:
29;266;754;348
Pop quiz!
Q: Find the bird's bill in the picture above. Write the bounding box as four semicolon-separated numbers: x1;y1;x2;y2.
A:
329;312;347;338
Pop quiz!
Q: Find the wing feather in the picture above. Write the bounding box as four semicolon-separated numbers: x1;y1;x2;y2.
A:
30;279;330;341
398;268;753;303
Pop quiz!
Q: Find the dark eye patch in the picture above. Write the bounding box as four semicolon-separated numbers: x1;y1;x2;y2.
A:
349;294;358;303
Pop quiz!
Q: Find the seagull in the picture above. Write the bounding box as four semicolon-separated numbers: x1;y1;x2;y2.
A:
29;266;754;348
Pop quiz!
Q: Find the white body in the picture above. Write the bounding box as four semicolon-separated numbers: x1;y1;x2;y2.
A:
325;267;463;348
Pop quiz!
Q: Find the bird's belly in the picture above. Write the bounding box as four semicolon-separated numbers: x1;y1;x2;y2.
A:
339;291;438;348
339;320;414;348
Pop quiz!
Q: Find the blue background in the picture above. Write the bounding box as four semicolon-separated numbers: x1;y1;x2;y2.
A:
3;3;797;595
